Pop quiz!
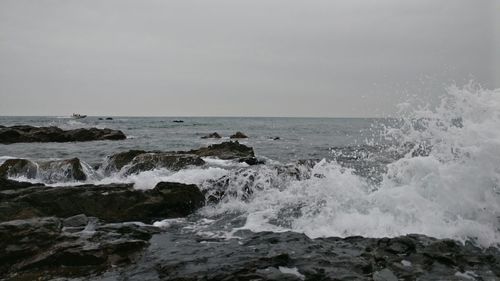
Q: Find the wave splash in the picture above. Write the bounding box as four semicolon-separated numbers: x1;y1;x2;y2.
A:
202;84;500;247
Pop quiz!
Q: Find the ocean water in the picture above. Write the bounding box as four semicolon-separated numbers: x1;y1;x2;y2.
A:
1;85;500;247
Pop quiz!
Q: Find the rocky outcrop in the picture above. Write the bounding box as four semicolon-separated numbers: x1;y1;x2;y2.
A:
103;149;147;173
230;131;248;139
95;230;500;281
188;141;257;164
102;151;204;175
0;125;126;144
0;181;205;223
0;216;159;279
103;141;259;175
125;153;205;175
201;132;222;139
0;157;87;183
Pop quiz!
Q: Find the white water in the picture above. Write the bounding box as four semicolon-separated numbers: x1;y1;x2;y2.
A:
201;85;500;247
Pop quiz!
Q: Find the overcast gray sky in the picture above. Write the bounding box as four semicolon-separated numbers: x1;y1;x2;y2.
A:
0;0;498;117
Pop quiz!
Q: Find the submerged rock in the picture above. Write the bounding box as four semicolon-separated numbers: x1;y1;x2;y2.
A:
0;157;87;183
201;132;222;139
0;125;126;144
230;131;248;139
0;181;204;223
0;216;159;279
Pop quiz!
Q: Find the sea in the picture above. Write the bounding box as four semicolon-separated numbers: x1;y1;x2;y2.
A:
1;85;500;249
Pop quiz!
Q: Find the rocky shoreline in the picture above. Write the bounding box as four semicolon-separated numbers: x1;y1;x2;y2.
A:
0;125;126;144
0;139;499;280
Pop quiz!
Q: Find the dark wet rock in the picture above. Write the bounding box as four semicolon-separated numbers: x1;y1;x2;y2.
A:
271;136;280;140
89;231;500;281
103;149;147;173
0;158;37;179
0;125;126;144
63;214;89;227
0;177;44;190
172;120;184;123
104;141;258;175
201;132;222;139
125;153;205;175
0;181;204;223
0;157;87;183
230;131;248;139
98;118;103;120
188;141;256;163
105;117;113;120
0;217;159;280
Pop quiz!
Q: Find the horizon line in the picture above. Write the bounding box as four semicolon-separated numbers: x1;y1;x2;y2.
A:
0;114;392;119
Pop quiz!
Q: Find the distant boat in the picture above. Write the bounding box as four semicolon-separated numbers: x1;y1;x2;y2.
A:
72;113;87;119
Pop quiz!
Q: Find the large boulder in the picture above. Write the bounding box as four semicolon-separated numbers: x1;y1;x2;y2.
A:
0;181;204;223
0;158;37;179
0;157;87;183
0;125;126;144
0;217;159;279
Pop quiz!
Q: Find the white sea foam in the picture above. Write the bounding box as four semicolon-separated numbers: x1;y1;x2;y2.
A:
91;166;229;190
201;85;500;247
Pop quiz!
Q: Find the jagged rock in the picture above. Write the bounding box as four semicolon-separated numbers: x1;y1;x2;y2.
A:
0;181;204;223
230;131;248;139
0;125;126;144
201;132;222;139
0;157;87;183
188;141;256;163
103;142;258;175
103;149;147;173
0;217;159;279
124;153;205;175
